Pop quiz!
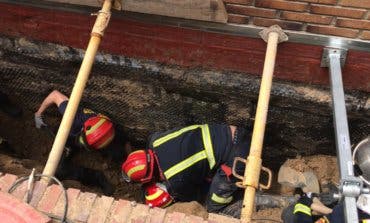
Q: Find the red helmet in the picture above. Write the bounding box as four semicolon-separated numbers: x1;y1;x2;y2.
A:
80;115;115;150
121;149;155;183
145;183;173;208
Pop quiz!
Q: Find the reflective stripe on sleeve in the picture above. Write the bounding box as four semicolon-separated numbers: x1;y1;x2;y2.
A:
152;125;201;147
211;193;233;204
294;203;312;216
164;151;207;179
200;124;215;169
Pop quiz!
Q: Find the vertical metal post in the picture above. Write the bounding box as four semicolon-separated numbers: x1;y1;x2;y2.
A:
323;48;361;223
240;25;288;223
42;0;113;180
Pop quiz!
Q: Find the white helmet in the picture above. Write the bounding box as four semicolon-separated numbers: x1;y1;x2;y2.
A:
352;136;370;186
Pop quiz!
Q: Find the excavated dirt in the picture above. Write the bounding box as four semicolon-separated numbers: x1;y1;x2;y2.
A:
0;36;368;221
284;155;339;186
0;108;342;221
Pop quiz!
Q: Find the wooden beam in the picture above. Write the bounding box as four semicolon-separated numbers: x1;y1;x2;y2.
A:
122;0;228;23
44;0;228;23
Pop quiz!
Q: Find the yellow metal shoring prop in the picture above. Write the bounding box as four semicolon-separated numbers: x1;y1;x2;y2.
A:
42;0;116;181
240;25;288;222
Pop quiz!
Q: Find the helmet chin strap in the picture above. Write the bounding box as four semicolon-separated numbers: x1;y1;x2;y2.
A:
77;130;94;151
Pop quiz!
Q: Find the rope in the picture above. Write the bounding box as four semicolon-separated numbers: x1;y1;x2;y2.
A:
8;174;69;223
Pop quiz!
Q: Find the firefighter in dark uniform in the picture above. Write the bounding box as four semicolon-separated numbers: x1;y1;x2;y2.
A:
35;90;131;195
286;136;370;223
121;124;251;212
289;194;370;223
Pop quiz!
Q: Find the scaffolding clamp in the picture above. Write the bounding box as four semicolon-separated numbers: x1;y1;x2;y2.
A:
232;156;272;190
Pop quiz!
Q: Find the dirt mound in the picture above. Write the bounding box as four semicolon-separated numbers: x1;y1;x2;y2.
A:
166;201;209;219
284;155;339;186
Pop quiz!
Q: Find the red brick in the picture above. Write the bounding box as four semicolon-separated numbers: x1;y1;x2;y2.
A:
165;212;186;223
29;181;48;207
10;180;28;200
87;195;114;223
228;14;249;24
146;207;167;223
288;0;337;4
52;188;80;220
281;11;333;24
208;213;240;223
226;5;277;18
0;191;51;223
253;17;304;30
37;184;62;213
223;0;252;4
0;174;17;192
128;203;149;222
339;0;370;9
336;18;370;30
310;4;366;19
184;215;205;223
107;199;132;223
307;25;360;37
70;192;97;222
359;30;370;39
255;0;308;12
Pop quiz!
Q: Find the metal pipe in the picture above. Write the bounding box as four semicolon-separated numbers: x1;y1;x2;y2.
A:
3;0;370;53
240;26;287;222
42;0;113;180
327;49;360;223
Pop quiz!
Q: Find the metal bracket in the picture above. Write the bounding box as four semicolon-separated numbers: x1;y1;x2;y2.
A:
320;48;348;68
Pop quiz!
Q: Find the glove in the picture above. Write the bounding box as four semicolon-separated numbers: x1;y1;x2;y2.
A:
297;193;314;207
319;192;337;207
34;114;47;128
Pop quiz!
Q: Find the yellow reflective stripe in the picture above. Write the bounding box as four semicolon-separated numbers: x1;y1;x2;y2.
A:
294;203;311;216
97;133;115;149
79;136;85;145
200;124;215;169
145;190;163;201
211;193;233;204
363;220;370;223
86;118;106;135
152;125;202;147
164;151;207;179
127;164;145;178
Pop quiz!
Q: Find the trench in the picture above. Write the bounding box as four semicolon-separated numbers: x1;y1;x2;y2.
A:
0;35;369;219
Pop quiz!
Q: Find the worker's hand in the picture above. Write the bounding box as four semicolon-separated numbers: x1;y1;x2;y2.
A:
34;114;47;129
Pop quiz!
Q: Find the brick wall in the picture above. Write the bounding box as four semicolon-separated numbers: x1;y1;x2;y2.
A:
0;173;241;223
225;0;370;40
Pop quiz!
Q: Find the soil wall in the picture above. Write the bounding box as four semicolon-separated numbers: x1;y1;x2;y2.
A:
0;36;368;168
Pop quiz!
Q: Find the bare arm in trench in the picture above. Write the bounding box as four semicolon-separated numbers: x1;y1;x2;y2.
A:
35;90;68;116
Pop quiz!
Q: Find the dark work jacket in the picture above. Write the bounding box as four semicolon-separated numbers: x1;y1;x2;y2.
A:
148;124;233;202
294;204;370;223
